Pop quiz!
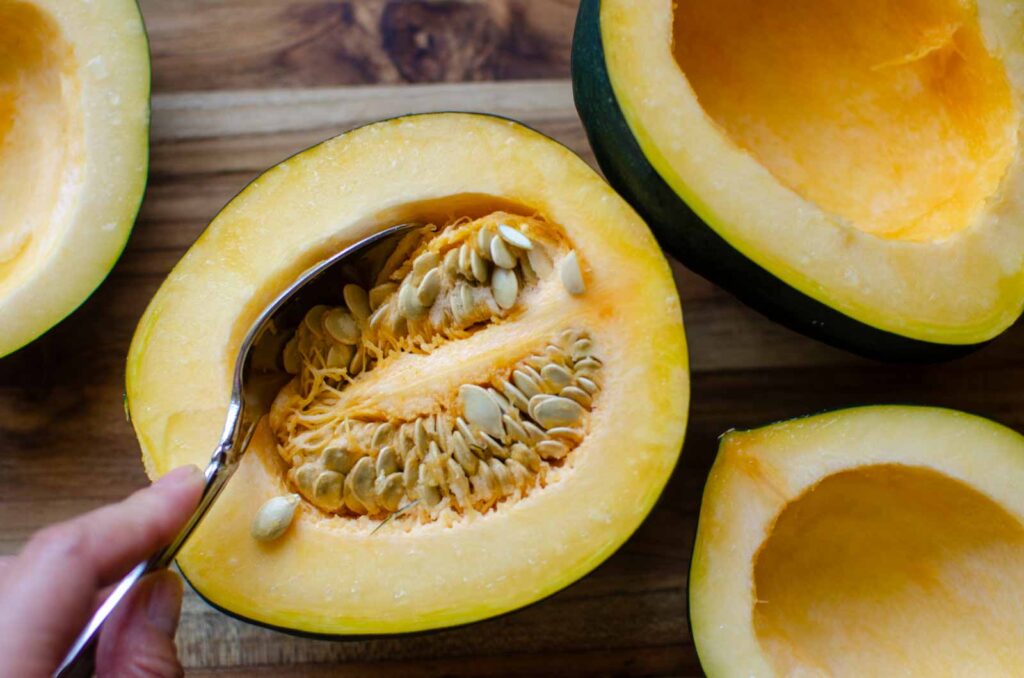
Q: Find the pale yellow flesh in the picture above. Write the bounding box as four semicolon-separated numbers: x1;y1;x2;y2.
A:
602;0;1024;343
690;407;1024;677
674;0;1016;241
0;0;149;356
127;114;689;634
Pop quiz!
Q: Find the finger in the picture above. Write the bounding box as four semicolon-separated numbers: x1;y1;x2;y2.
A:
0;465;203;677
96;570;184;678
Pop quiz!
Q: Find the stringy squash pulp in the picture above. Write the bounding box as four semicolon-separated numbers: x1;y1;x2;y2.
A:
0;0;149;356
690;407;1024;677
127;114;689;634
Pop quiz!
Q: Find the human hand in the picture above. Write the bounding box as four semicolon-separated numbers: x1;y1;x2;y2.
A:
0;465;205;677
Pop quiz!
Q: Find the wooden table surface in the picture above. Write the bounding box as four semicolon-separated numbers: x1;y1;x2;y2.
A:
2;1;1023;676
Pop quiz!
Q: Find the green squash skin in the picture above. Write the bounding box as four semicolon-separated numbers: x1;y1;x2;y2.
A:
570;0;980;363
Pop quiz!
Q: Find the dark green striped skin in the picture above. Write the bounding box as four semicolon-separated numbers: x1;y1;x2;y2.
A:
570;0;979;362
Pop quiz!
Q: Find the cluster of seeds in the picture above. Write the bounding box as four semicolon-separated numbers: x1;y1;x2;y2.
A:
279;213;586;389
263;212;597;532
281;328;601;522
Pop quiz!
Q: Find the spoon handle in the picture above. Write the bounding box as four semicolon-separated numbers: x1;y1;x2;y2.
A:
52;417;250;678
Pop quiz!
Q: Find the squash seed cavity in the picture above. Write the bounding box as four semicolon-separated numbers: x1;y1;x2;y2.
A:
265;212;600;528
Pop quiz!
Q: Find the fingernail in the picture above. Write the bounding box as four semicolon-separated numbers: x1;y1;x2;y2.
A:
155;464;204;489
146;571;184;636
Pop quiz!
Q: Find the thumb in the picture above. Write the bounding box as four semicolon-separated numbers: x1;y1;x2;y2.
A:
96;570;184;678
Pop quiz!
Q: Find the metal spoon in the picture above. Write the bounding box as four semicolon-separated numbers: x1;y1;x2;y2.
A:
54;222;422;678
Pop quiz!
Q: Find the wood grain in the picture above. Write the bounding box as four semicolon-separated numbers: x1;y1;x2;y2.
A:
139;0;577;92
2;2;1024;676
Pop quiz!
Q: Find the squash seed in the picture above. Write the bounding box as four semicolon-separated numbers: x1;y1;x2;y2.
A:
470;247;489;283
536;439;569;460
490;235;517;269
560;250;585;295
323;446;360;474
398;280;425;318
251;494;300;542
498;224;532;250
303;305;330;337
460;384;505;438
476;226;494;254
491;268;518;309
512;369;543;398
411;251;440;281
313;470;344;510
323;308;361;344
560;386;592;408
376;445;400;475
532;396;586;429
577;376;599;395
347;456;378;513
377;473;405;512
343;284;371;323
541;363;573;389
416;268;442;306
282;337;301;374
527;246;553;277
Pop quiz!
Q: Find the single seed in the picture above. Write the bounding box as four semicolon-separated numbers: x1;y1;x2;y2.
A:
528;393;555;420
536;439;569;460
498;224;532;250
312;470;344;510
571;338;593;360
368;302;390;330
519;252;538;284
503;414;528;444
303;305;330;337
460;384;505;438
527;246;553;277
368;283;397;311
293;463;320;493
323;446;360;474
446;458;471;506
490;236;517;269
487;388;511;414
560;250;586;295
349;344;366;375
533;396;586;429
541;363;573;389
512;369;543;399
443;248;460;277
479;431;510;459
323;308;360;345
456;417;479;448
522;420;548;443
398;280;425;318
282;337;301;374
343;284;371;323
251;494;300;542
511;444;541;472
576;357;602;373
471;460;497;499
476;226;494;254
415;417;429;454
425;441;446;486
547;427;584;444
489;458;515;496
460;283;475;318
347;457;379;513
416;268;442;306
499;379;531;413
458;242;473;278
403;456;420;492
470;247;489;283
377;473;405;512
419;483;442;508
451;431;478;474
371;423;394;448
491;268;518;309
560;385;593;408
545;344;570;366
577;376;599;395
506;458;532;486
326;343;352;370
376;446;399;476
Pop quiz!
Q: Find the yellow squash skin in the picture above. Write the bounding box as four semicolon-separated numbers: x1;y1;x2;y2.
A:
0;0;150;356
691;406;1024;677
127;113;689;635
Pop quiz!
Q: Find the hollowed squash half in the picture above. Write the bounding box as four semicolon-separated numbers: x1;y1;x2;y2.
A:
691;406;1024;676
126;113;689;635
0;0;150;356
572;0;1024;360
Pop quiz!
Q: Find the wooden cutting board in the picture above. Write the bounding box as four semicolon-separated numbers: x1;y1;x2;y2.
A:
2;2;1023;676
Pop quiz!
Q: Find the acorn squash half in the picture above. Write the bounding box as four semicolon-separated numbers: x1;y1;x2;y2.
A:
0;0;150;357
572;0;1024;360
126;113;689;635
691;406;1024;676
